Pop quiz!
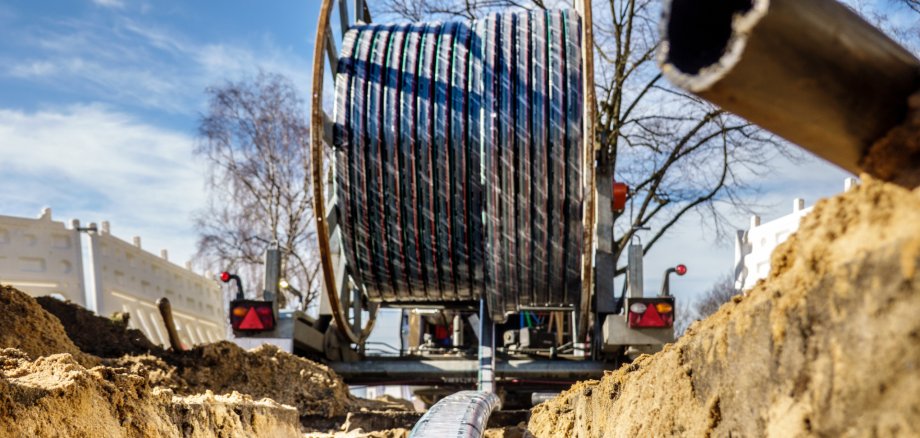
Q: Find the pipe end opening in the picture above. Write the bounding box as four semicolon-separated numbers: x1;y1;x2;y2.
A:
665;0;754;75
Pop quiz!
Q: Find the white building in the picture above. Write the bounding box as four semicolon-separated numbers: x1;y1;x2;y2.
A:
734;178;859;290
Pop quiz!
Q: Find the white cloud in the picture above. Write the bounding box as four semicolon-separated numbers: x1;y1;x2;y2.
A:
0;104;207;264
92;0;125;9
2;15;312;114
8;60;57;77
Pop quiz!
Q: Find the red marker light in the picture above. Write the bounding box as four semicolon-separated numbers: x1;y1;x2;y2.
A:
229;300;275;332
627;298;675;328
675;264;687;276
220;271;231;282
238;308;265;330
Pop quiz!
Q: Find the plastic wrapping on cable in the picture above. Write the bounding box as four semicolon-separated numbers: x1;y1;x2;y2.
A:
408;391;500;438
333;10;583;322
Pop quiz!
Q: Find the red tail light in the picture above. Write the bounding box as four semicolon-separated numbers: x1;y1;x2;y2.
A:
627;298;675;328
220;271;231;282
229;300;275;332
675;264;687;276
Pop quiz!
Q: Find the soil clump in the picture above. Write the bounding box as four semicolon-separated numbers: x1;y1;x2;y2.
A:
36;294;162;358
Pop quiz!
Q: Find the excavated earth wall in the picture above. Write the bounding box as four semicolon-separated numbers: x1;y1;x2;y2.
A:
530;177;920;437
0;283;409;437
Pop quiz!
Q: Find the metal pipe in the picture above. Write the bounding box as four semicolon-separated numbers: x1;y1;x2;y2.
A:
659;0;920;181
452;313;463;348
660;267;677;297
409;391;500;438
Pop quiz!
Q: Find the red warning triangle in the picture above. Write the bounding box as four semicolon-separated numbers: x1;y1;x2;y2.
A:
239;307;265;330
642;306;666;327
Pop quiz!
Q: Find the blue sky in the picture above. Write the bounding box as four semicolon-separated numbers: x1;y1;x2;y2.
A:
0;0;911;321
0;0;321;267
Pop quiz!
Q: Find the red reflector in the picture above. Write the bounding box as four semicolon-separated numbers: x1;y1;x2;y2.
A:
220;271;231;282
640;306;666;327
238;308;265;330
675;264;687;276
628;300;673;328
230;300;275;332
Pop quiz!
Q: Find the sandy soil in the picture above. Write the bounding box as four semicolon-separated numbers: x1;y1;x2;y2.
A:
0;348;302;437
37;294;162;358
0;285;97;367
121;341;355;418
0;285;410;436
529;177;920;437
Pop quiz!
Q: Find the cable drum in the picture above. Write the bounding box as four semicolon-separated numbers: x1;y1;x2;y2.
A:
333;10;584;322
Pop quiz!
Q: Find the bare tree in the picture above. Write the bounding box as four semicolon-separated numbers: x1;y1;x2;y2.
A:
906;0;920;13
676;273;740;336
890;0;920;14
693;274;741;319
375;0;788;276
195;72;320;310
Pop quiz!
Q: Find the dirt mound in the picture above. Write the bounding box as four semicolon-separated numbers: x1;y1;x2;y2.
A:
170;391;301;437
0;348;301;437
162;341;354;418
529;177;920;437
0;285;97;367
372;394;416;412
14;287;360;418
0;285;406;434
35;295;162;358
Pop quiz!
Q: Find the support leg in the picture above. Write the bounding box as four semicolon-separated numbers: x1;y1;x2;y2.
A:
478;299;495;393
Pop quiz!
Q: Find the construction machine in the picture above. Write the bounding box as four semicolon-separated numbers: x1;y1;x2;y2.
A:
229;0;920;419
213;0;689;410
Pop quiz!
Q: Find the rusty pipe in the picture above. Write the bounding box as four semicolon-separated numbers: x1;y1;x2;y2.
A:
659;0;920;184
157;297;184;351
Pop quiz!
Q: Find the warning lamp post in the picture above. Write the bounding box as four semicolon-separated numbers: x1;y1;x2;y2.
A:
220;271;245;301
659;264;687;297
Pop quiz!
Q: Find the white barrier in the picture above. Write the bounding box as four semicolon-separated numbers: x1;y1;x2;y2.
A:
87;221;225;347
0;208;86;305
0;209;226;347
734;178;859;290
